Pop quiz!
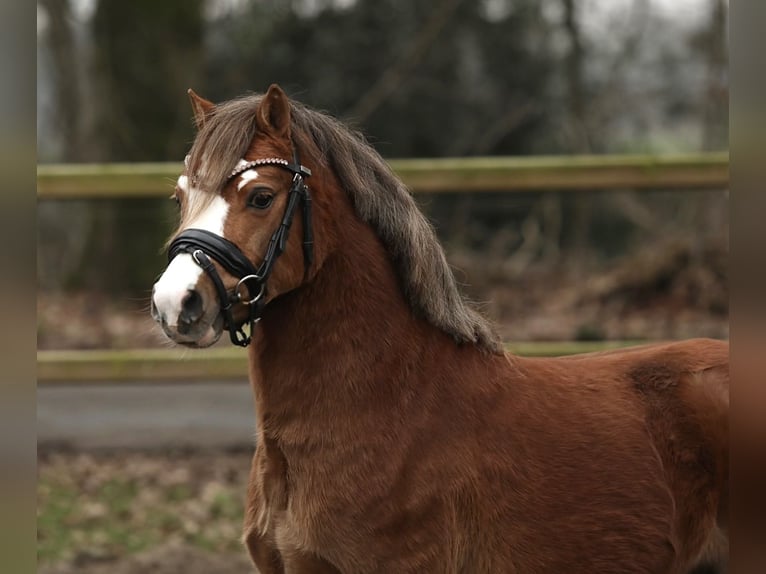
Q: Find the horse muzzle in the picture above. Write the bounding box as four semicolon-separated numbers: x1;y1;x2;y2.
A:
151;253;225;347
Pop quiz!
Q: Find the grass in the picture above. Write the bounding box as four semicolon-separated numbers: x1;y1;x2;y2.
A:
37;452;249;566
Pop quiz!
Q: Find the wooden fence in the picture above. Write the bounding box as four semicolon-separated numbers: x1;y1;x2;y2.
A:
37;341;656;384
37;153;728;199
37;152;728;383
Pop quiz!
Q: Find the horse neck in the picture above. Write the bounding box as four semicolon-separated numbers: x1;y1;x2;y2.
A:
248;213;442;431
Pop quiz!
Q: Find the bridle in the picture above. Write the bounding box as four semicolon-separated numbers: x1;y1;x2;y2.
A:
167;146;313;347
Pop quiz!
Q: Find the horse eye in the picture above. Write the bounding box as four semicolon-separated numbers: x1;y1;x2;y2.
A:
171;195;181;209
248;191;274;210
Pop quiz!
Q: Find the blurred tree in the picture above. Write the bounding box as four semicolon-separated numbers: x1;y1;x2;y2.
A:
204;0;553;158
38;0;91;293
92;0;205;160
39;0;83;162
83;0;205;293
559;0;593;270
694;0;728;151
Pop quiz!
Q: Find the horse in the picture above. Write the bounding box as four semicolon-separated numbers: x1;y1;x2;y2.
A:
150;84;729;573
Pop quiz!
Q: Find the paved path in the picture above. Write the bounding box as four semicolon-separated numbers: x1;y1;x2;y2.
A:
37;382;256;450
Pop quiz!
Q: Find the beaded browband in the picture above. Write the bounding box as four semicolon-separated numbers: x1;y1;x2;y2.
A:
228;158;308;182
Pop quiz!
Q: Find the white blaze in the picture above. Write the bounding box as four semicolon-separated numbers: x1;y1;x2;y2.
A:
237;169;259;191
152;185;230;325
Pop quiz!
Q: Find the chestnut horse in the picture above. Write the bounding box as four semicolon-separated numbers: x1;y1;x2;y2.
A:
151;85;728;573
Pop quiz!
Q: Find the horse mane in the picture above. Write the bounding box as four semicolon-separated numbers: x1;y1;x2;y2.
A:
187;93;502;353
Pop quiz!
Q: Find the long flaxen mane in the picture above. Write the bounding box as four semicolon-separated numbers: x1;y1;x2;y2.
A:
186;93;502;353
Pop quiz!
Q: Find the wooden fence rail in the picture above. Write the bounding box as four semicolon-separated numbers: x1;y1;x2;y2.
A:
37;152;728;199
38;341;654;384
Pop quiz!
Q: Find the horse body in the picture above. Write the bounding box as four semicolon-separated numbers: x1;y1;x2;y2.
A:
241;203;727;573
151;85;728;573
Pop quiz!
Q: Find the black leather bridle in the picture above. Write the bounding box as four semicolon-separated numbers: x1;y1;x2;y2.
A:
167;147;313;347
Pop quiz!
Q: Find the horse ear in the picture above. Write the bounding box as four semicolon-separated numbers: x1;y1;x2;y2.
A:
188;89;214;129
256;84;291;138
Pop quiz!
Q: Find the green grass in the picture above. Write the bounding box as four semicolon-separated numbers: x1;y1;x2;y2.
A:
37;454;248;565
38;476;161;563
38;477;80;563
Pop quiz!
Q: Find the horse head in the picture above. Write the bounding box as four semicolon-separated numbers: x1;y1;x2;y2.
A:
151;84;329;347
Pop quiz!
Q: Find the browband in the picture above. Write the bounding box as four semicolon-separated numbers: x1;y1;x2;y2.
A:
229;157;311;181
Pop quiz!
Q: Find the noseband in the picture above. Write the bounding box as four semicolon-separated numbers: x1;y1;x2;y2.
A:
167;148;313;347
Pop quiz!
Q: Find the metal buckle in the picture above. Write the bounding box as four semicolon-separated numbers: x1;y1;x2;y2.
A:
235;275;265;305
191;249;205;266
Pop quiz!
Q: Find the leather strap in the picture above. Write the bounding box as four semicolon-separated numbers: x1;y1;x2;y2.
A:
169;229;260;280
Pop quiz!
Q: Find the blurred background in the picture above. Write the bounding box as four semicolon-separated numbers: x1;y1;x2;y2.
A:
37;1;728;572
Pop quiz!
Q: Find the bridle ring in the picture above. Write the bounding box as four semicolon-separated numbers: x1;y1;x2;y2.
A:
235;276;265;305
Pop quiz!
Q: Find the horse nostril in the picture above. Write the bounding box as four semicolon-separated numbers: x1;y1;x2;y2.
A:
179;289;204;327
